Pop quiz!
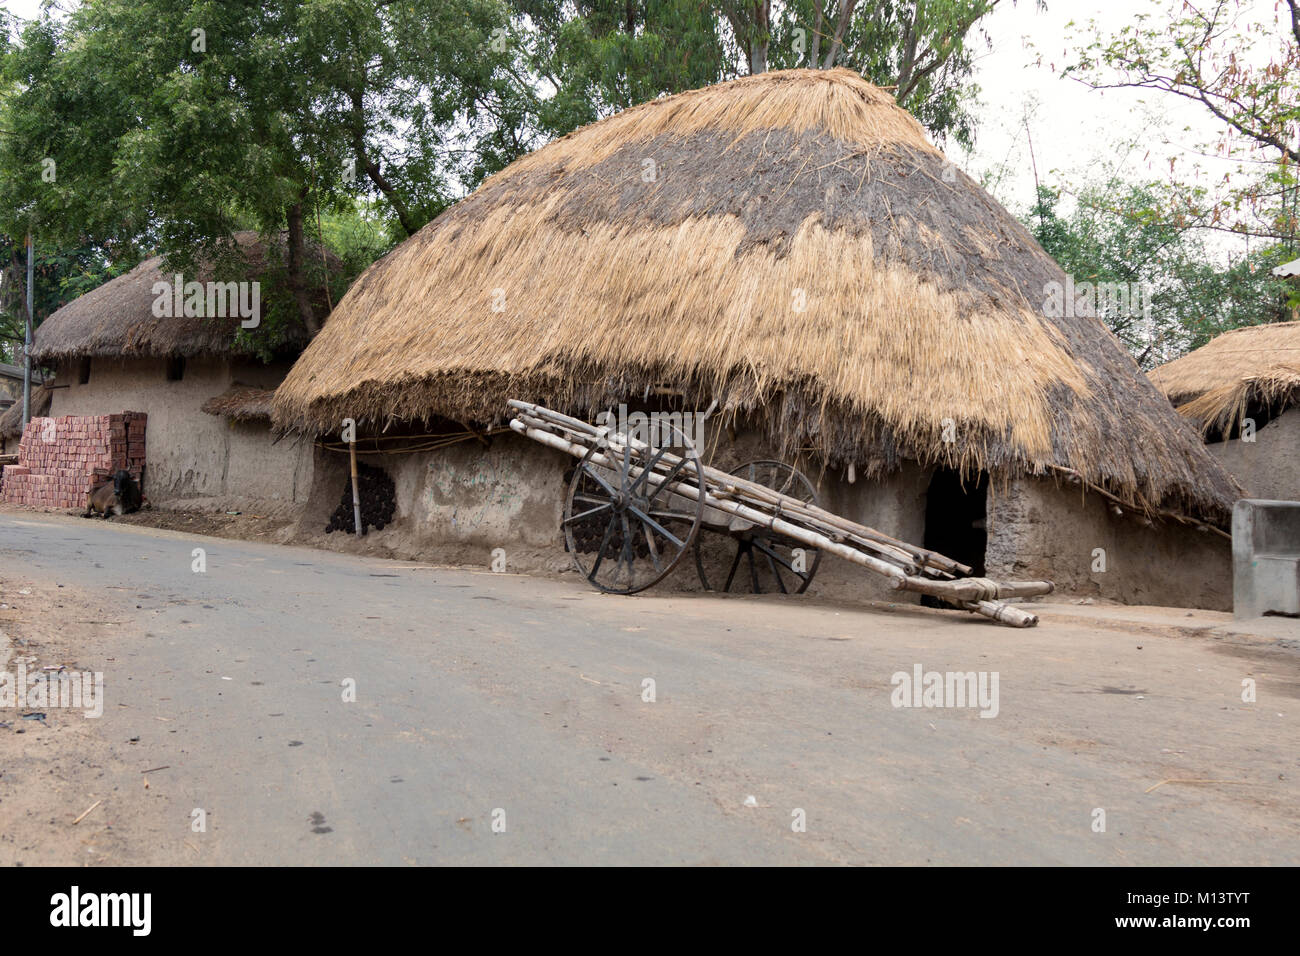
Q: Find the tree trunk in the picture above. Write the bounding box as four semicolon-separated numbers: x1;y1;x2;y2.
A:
749;1;769;73
285;202;321;337
810;4;823;66
349;85;420;237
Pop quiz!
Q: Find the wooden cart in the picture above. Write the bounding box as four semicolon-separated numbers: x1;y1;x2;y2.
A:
508;400;1053;627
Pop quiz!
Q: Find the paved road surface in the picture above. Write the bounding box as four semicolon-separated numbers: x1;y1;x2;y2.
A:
1;512;1297;864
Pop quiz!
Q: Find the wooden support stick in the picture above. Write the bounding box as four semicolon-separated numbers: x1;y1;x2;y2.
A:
349;433;362;537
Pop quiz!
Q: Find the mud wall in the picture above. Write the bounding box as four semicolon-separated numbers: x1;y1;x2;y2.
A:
293;418;934;601
986;477;1232;610
47;357;310;515
294;433;571;569
1205;406;1300;502
807;461;931;604
290;415;1229;610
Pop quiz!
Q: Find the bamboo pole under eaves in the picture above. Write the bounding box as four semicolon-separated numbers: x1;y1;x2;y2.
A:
350;434;362;536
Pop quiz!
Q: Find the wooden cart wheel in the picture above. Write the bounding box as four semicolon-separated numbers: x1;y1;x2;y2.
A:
695;459;823;594
563;422;705;594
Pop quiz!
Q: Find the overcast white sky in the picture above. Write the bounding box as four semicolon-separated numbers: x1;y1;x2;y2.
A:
4;0;1278;253
961;0;1268;216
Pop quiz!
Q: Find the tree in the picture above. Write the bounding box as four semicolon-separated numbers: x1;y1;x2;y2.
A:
519;0;731;137
0;237;138;366
519;1;1044;148
735;0;1047;147
1066;0;1299;250
0;0;524;345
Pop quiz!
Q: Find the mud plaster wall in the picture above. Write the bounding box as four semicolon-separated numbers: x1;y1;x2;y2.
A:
48;357;311;514
295;433;571;569
803;460;931;604
986;478;1232;610
296;417;932;601
1205;406;1300;502
291;416;1227;609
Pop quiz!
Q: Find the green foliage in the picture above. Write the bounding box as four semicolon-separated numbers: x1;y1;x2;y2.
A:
1027;182;1292;367
0;0;527;353
0;235;140;366
516;1;1037;147
520;0;731;134
766;0;1033;148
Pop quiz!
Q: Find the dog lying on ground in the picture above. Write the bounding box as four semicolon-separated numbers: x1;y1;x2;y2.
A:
84;469;144;518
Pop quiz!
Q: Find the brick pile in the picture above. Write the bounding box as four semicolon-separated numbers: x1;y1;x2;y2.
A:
1;412;146;509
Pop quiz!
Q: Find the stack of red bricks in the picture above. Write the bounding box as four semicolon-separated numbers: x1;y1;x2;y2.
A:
1;412;146;509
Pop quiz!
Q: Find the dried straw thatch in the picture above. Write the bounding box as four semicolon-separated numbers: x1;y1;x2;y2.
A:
200;385;275;423
273;68;1237;521
30;231;339;362
0;382;53;439
1149;321;1300;436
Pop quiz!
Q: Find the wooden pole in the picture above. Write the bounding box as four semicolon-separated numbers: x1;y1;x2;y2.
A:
23;232;33;426
349;434;362;536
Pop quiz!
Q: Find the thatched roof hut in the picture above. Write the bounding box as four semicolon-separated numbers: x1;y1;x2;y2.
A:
30;231;338;362
273;68;1236;521
200;384;275;423
1149;322;1300;436
0;382;52;439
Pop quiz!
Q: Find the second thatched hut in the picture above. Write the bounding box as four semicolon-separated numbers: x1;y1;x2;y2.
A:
27;231;338;515
1150;321;1300;502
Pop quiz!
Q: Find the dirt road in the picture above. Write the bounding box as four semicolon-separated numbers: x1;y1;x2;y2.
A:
1;510;1297;864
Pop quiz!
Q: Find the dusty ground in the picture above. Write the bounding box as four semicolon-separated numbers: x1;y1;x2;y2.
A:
114;505;293;543
0;576;192;865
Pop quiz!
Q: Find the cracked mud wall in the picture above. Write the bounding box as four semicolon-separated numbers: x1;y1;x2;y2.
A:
986;477;1231;610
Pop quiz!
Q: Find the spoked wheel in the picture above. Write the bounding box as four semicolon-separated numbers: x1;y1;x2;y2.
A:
695;459;823;594
563;423;705;594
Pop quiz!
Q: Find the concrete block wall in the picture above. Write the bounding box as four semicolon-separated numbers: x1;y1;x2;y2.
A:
1232;499;1300;619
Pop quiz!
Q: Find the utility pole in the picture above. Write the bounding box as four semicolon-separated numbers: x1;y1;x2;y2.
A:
23;232;34;425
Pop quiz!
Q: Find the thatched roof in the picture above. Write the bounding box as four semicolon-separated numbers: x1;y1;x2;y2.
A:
0;362;44;384
1149;321;1300;435
0;382;52;439
30;231;339;362
273;68;1237;521
201;385;275;423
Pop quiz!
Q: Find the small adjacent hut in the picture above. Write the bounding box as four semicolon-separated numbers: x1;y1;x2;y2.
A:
0;361;43;406
274;69;1238;609
0;381;51;455
28;231;337;515
1149;321;1300;502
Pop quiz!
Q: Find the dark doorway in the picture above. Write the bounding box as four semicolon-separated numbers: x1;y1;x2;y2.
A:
922;468;988;607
